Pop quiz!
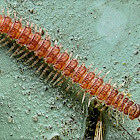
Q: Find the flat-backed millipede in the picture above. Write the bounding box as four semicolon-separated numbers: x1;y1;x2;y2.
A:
0;9;139;130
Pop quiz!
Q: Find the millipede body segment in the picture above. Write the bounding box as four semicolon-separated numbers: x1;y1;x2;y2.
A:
0;10;139;127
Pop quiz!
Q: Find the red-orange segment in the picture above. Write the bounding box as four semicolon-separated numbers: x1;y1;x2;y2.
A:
45;45;60;64
53;52;69;70
72;64;87;83
62;59;78;77
128;104;140;120
0;16;12;33
35;39;51;58
80;72;95;89
17;26;32;45
96;83;111;101
89;78;104;96
105;89;119;106
8;21;22;39
27;32;41;51
118;97;129;112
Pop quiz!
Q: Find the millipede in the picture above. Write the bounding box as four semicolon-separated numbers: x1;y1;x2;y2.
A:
0;8;140;134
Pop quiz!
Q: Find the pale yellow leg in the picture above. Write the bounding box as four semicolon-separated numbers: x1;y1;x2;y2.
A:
94;114;103;140
66;82;73;91
1;40;9;47
122;112;124;124
17;52;29;60
16;49;25;56
29;58;39;67
53;76;63;86
44;70;54;83
88;95;93;107
50;71;60;83
40;65;49;78
0;37;6;44
116;110;118;126
10;47;20;58
6;43;16;54
95;101;102;108
82;92;86;103
107;107;112;119
36;63;45;73
56;77;67;87
24;55;35;64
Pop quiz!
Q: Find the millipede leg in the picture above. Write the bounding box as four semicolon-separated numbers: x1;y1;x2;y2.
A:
82;92;86;103
1;40;9;47
53;76;62;86
56;78;67;87
66;82;73;91
94;114;103;140
94;101;102;108
107;107;112;119
40;65;49;78
17;52;29;60
116;110;119;126
50;71;60;83
36;63;45;73
6;43;16;54
96;70;102;78
102;70;110;79
44;70;55;83
99;105;106;112
16;49;26;56
10;47;20;58
0;37;6;44
24;55;35;64
122;112;124;124
88;95;93;107
29;58;40;67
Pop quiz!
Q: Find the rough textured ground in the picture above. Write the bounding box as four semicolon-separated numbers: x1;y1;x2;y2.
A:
0;0;140;140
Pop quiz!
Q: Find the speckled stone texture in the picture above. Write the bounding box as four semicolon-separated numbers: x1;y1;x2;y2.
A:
0;0;140;140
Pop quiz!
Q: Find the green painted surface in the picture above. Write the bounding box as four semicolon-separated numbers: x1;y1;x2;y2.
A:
0;0;140;139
